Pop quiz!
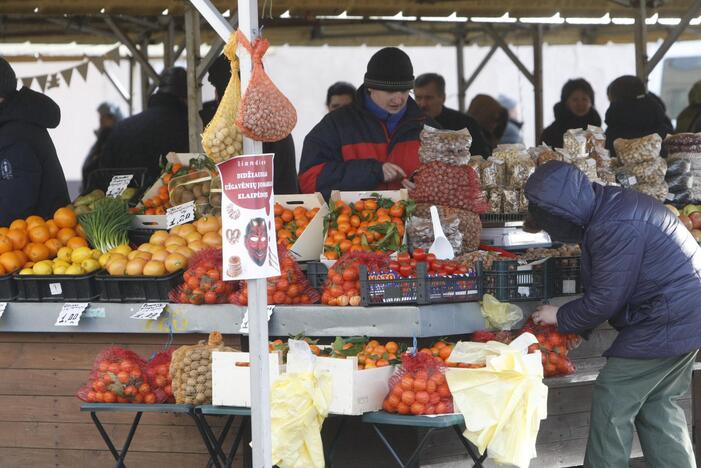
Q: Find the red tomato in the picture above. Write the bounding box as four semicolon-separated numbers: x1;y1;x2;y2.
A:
117;371;130;384
93;380;107;392
276;279;289;291
103;391;117;403
397;252;410;264
389;261;400;272
144;393;157;404
443;264;456;275
205;291;218;304
412;248;427;261
399;264;412;278
98;361;110;373
207;269;220;280
342;268;359;282
186;276;200;290
190;293;204;305
287;284;301;298
156;364;169;376
138;383;151;395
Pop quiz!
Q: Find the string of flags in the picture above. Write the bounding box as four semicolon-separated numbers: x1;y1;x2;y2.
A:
17;46;121;92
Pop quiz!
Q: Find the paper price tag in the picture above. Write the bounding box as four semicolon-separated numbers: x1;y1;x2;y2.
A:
167;201;196;229
49;282;62;296
0;302;7;319
131;303;167;320
239;305;275;333
106;174;133;198
55;303;89;327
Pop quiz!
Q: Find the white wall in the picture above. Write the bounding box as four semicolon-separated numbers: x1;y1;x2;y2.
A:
6;39;698;189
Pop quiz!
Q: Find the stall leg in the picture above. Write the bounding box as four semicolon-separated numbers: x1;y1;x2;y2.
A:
89;411;142;468
371;424;436;468
452;424;487;467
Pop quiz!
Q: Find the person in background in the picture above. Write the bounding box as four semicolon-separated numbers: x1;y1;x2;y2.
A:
0;57;69;225
540;79;601;148
299;47;433;198
675;79;701;133
100;67;189;187
326;82;356;113
605;75;673;156
498;94;524;145
467;94;508;150
202;54;298;195
414;73;491;156
527;161;700;468
80;102;123;193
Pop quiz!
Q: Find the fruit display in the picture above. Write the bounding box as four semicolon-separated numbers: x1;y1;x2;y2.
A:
521;318;581;378
77;347;154;404
230;246;319;306
170;331;236;405
669;204;701;241
72;188;137;216
0;207;88;276
18;245;102;276
274;203;320;250
170;249;234;305
320;337;405;369
320;251;391;306
382;351;454;415
322;195;414;260
78;197;131;253
389;250;472;278
169;170;219;216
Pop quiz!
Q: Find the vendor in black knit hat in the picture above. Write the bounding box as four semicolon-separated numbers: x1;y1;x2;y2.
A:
540;78;602;148
300;47;435;197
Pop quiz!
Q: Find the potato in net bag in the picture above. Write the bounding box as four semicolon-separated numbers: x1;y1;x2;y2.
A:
236;30;297;142
202;33;244;163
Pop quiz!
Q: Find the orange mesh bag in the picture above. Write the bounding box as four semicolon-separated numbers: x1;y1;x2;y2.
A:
202;33;244;163
235;29;297;142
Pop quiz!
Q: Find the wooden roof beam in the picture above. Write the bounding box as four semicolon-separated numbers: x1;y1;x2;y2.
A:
104;15;160;82
645;0;701;75
483;24;534;84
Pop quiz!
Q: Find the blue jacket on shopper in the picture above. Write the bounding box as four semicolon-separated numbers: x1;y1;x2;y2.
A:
525;161;701;359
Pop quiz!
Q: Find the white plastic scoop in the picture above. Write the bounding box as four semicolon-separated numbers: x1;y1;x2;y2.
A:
429;205;455;260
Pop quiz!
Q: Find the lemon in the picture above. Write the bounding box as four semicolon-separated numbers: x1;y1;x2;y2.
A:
57;246;73;262
19;268;33;275
53;265;67;275
111;244;132;256
98;253;112;268
71;246;93;264
52;259;70;269
81;258;100;273
91;249;102;260
65;264;85;275
33;261;52;275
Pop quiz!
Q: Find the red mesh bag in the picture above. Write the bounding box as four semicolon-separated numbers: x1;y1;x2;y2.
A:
470;330;514;344
410;162;488;213
169;248;235;305
520;317;581;377
321;251;391;306
230;245;319;306
236;30;297;142
76;347;151;404
383;352;453;415
145;348;176;403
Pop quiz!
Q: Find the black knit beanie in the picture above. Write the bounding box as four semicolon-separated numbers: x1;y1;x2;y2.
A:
560;78;595;104
0;57;17;98
364;47;414;92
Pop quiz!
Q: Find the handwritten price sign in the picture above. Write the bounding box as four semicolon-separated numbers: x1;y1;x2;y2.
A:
131;303;168;320
55;303;89;327
106;174;133;198
167;201;196;229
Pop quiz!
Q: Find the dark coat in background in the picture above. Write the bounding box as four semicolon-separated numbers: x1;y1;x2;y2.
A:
100;93;189;187
434;106;492;157
80;127;113;194
0;87;70;225
605;94;674;156
540;102;602;148
525;161;701;359
676;80;701;134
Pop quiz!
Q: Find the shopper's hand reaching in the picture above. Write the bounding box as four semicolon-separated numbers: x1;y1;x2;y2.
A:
382;163;406;183
532;304;559;326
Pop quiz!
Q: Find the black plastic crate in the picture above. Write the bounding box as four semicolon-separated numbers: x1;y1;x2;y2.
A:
424;264;481;304
0;273;17;301
551;256;582;296
359;264;420;306
128;228;158;247
480;258;550;302
304;261;328;290
95;269;184;302
14;271;101;302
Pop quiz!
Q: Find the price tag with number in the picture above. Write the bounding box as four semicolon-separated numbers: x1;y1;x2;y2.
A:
0;302;7;320
106;174;134;198
167;201;196;229
131;303;167;320
240;305;275;333
55;303;89;327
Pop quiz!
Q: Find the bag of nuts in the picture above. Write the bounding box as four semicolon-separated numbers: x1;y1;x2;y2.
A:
236;30;297;142
613;134;662;165
201;33;244;163
170;331;237;405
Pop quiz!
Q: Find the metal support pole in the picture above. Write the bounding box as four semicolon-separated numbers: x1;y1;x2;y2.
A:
645;0;701;76
483;24;534;85
464;45;497;91
105;16;160;83
533;24;544;144
139;36;150;111
105;68;131;104
635;0;648;86
128;56;134;115
455;25;466;113
185;4;203;153
164;17;176;67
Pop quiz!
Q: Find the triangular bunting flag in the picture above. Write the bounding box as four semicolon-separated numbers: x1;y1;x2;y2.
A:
76;61;89;81
35;75;48;92
47;74;60;89
21;77;33;89
60;67;73;86
90;56;105;74
106;47;121;64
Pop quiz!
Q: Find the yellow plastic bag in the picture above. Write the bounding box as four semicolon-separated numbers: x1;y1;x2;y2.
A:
481;293;523;330
201;33;244;163
271;341;332;468
446;334;548;468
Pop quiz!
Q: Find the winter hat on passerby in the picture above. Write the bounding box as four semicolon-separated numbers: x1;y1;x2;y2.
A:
560;78;595;104
0;57;17;98
364;47;414;91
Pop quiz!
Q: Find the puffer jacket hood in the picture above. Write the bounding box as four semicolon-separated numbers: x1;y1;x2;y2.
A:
524;161;595;227
0;87;60;129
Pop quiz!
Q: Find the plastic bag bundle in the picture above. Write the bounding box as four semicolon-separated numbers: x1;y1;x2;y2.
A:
665;133;701;154
383;351;454;415
170;331;237;405
321;251;391;306
573;157;598;181
505;154;536;189
413;203;481;252
418;125;473;165
480;159;505;188
519;317;580;377
613;134;662;165
502;189;520;214
169;249;235;305
144;348;175;403
410;162;489;213
76;347;149;404
563;129;587;156
529;145;562;166
236;30;297;142
202;34;244;163
626;158;667;185
231;245;319;306
481;293;523;330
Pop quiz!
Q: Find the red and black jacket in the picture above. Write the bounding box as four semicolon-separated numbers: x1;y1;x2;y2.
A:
299;86;432;198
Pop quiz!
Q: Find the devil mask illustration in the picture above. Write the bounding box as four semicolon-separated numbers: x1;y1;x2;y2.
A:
245;217;268;266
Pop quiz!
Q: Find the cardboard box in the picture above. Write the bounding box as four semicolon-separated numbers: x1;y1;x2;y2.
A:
286;350;395;415
211;351;283;407
321;189;409;263
275;193;329;262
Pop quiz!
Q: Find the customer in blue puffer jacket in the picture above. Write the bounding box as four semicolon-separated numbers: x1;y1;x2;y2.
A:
527;161;701;468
